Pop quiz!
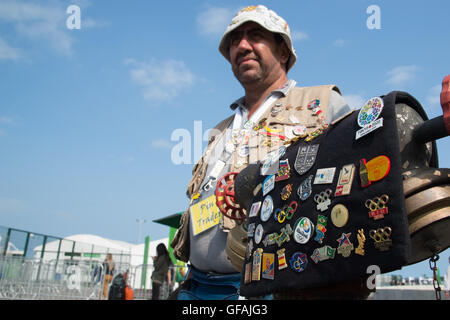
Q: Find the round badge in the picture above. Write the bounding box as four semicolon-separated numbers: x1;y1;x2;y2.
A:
330;204;349;228
260;195;274;222
293;217;314;244
289;252;308;273
357;97;384;127
238;145;250;158
254;224;264;244
366;155;391;182
292;125;307;137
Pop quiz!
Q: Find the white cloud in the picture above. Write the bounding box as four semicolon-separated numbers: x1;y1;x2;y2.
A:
0;37;20;60
291;30;309;42
343;94;366;110
0;0;73;56
386;65;419;86
0;116;13;124
0;0;105;57
125;58;195;103
196;6;235;37
333;39;345;48
151;139;173;150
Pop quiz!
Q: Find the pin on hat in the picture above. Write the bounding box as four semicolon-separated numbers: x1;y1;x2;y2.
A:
219;5;298;71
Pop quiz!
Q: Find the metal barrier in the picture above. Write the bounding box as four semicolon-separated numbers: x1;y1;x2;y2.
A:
0;256;185;300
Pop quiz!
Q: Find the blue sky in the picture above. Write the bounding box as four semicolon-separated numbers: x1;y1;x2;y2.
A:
1;0;449;278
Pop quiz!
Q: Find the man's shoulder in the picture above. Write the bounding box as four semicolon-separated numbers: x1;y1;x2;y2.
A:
212;114;234;130
291;84;341;95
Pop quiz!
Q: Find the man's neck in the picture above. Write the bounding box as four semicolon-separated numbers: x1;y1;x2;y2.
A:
243;75;288;118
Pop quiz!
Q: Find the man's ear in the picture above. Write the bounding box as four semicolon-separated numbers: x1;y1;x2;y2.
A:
279;42;290;65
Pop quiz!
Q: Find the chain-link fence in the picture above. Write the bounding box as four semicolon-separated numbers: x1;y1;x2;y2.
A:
0;255;184;300
0;225;187;300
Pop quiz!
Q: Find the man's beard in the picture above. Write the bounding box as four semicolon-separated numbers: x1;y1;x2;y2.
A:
233;61;265;86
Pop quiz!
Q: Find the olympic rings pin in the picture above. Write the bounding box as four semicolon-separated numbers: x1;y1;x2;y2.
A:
365;194;389;220
369;227;392;251
314;189;332;212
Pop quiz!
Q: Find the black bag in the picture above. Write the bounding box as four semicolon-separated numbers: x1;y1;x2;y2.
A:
239;91;412;297
108;274;126;300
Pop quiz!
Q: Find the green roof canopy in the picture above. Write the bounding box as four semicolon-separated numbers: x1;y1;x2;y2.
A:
152;212;183;229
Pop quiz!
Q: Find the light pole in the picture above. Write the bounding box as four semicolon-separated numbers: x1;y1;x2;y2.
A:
136;219;147;244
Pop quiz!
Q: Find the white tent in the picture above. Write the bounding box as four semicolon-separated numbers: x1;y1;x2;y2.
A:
31;234;172;290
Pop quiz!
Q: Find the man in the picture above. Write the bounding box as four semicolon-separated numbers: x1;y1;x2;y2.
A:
171;5;352;300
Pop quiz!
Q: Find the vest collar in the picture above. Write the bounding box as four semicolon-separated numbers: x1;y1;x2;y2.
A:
230;79;297;111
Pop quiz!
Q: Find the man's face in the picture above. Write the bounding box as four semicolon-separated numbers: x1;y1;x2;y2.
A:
228;22;288;87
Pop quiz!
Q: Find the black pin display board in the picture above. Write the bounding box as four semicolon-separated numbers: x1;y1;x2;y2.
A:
239;91;412;297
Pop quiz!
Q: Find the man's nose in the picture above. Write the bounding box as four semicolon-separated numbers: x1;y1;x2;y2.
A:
236;35;253;52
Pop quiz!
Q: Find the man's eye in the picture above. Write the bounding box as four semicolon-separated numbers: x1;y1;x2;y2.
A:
229;34;242;45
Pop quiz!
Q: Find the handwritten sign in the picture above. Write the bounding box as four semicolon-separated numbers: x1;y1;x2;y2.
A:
190;194;222;235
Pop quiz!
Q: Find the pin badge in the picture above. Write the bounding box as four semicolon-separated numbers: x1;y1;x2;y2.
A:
356;97;384;140
275;159;290;181
282;201;298;219
249;201;262;218
336;233;354;257
243;120;255;130
355;229;366;256
254;224;264;244
359;159;371;188
307;99;320;110
370;227;392;251
281;184;293;201
277;249;288;270
238;145;250;158
262;175;275;196
314;215;327;244
263;233;279;247
244;262;252;284
210;160;226;180
335;164;355;197
292;125;307;137
314;189;332;212
253;183;262;196
290;252;308;273
247;223;255;238
275;224;293;247
252;248;263;281
274;202;297;223
246;239;254;260
297;175;313;201
330;204;349;228
305;128;324;142
261;253;275;280
311;245;336;264
261;146;286;175
365;194;389;220
293;217;314;244
366;155;391;182
202;177;217;192
192;193;200;200
294;144;319;176
260;195;274;222
314;167;336;184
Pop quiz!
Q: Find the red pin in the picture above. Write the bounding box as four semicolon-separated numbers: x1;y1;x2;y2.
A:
441;75;450;134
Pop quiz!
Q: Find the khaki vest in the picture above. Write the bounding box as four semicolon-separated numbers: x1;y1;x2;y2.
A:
172;85;340;262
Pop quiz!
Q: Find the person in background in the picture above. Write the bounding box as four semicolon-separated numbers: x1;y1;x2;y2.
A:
151;243;173;300
102;253;115;299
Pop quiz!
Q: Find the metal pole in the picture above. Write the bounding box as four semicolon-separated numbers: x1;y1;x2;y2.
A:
2;228;11;256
